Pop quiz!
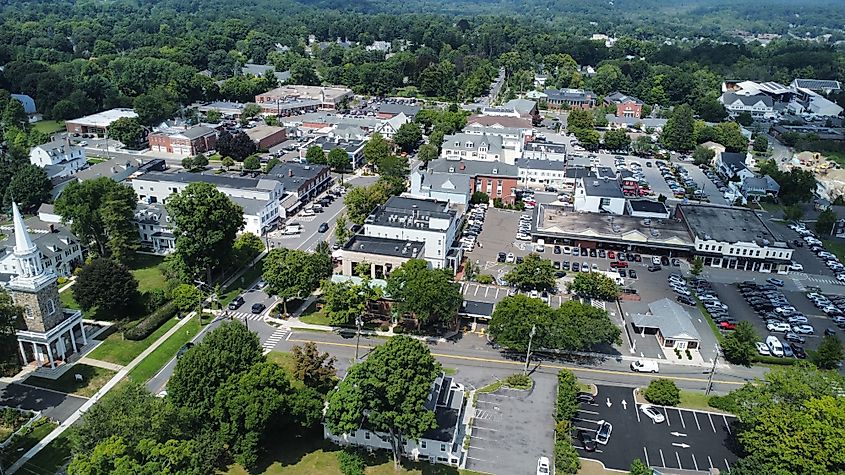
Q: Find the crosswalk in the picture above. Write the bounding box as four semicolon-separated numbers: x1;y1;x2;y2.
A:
262;327;290;353
228;311;267;322
790;272;842;286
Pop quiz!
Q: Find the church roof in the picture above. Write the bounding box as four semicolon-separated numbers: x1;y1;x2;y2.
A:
12;202;35;254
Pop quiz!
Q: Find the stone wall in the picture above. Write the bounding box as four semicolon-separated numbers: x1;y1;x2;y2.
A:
13;282;63;333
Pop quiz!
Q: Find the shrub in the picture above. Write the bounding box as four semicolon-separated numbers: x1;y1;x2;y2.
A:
124;301;178;340
57;276;68;285
503;373;532;389
554;420;580;474
555;370;579;422
685;349;692;360
337;449;365;475
643;379;681;406
378;324;390;332
392;326;405;334
475;274;494;285
143;288;169;313
708;393;738;413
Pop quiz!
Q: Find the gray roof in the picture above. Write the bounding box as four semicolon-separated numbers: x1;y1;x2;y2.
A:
582;176;624;198
632;298;701;341
517;158;566;171
241;63;290;83
230;196;270;215
343;235;425;258
33;139;83;157
134;202;169;225
429;158;518;177
793;79;841;91
376;103;421;118
721;92;774;108
136;171;281;191
0;220;79;260
628;199;668;214
415;170;471;196
311;136;366;154
720;152;748;173
524;141;567;154
75;158;143;181
442;133;504;157
503;98;537;116
678;203;787;247
460;300;495;318
544;88;596;103
605;91;643;105
267;162;330;191
181;125;217;140
368;196;456;229
565;167;593;179
742;174;780;194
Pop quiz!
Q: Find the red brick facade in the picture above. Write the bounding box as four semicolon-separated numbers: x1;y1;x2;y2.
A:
148;129;217;156
472;175;518;204
616;101;643;119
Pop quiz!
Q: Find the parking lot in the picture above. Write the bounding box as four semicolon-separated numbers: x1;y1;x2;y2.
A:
574;385;739;473
465;377;556;475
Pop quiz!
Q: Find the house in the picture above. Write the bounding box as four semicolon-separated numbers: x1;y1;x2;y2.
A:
376;113;410;139
631;299;701;351
241;63;290;83
517;159;567;189
740;174;780;201
340;235;424;279
466;115;533;129
11;94;36;114
719;92;776;119
255;85;353;110
148;125;218;156
605;115;668;132
521;140;567;162
29;138;86;178
410;159;519;205
193;101;250;119
363;197;462;271
324;373;468;468
716;152;755;181
266;162;332;214
0;213;83;280
626;200;670;219
676;203;793;273
573;174;626;215
459;300;496;322
302;136;367;169
130;171;284;236
464;125;531;164
65;108;138;136
134;203;175;255
440;133;504;163
543;89;597;109
605;92;644;118
244;124;287;150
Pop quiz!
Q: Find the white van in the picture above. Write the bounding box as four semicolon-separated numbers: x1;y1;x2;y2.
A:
535;239;545;253
630;360;659;373
766;335;784;357
282;223;301;235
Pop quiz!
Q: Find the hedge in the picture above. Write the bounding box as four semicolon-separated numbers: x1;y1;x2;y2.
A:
124;301;179;341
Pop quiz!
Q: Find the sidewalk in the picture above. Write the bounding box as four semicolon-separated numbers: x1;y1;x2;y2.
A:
78;357;124;371
7;312;197;475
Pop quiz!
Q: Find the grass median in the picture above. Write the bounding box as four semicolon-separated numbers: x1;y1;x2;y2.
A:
127;316;201;384
87;317;179;365
23;364;115;397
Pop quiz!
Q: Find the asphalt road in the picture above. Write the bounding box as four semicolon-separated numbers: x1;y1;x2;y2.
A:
575;385;739;473
0;382;87;423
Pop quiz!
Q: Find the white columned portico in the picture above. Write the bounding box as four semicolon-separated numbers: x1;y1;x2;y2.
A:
18;341;26;363
80;322;87;345
46;344;55;369
69;328;77;353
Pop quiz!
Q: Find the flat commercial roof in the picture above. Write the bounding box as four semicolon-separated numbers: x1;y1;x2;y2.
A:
677;204;787;247
343;235;424;258
69;108;137;127
136;171;281;191
632;298;701;341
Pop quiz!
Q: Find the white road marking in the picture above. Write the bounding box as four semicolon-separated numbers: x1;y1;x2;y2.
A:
725;458;731;471
472;426;498;432
572;417;601;424
678;409;686;429
578;409;600;415
659;449;666;467
723;415;731;434
691;453;699;471
474;286;479;296
675;452;682;469
664;407;670;426
708;413;717;433
484;286;490;297
467;456;487;462
643;447;650;467
708;456;714;469
694;412;701;431
575;426;597;433
635;403;641;422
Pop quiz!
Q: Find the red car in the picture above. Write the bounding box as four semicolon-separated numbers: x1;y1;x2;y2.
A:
608;251;616;259
610;261;629;269
718;321;737;331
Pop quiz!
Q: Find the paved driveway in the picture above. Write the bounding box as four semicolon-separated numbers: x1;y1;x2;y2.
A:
466;376;555;475
0;382;87;422
574;385;739;473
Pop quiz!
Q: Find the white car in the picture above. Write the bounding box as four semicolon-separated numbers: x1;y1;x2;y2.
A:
767;322;791;332
506;253;516;263
640;404;666;423
301;208;315;217
630;360;659;373
792;324;815;334
755;341;771;356
788;263;804;271
536;456;550;475
595;420;613;445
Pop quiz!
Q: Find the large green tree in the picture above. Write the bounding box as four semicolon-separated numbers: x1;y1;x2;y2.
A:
661;104;695;151
4;163;50;211
327;147;349;174
566;108;594;132
810;335;844;370
55;177;139;261
290;341;337;392
343;182;389;224
721;321;757;366
602;128;631;151
262;248;330;314
305;146;327;164
567;272;619;300
108;117;145;148
73;258;140;315
320;278;382;326
393;122;422;153
324;336;441;468
816;208;837;236
504;253;556;291
364;132;391;168
165;182;243;281
386;259;462;327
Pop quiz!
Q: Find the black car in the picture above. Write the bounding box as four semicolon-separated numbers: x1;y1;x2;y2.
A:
671;258;681;266
598;249;606;258
554;245;562;254
618;269;626;277
497;252;507;263
177;342;194;359
575;392;595;404
251;302;266;314
628;270;637;279
318;223;329;232
578;430;597;452
825;328;837;336
562;261;570;271
677;295;695;306
515;256;524;264
660;256;670;266
555;271;566;278
589;249;597;257
553;261;561;270
791;344;807;359
572;262;580;272
228;295;245;310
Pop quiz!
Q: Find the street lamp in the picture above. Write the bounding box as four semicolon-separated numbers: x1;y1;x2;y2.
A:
354;315;364;360
705;343;720;395
523;324;537;375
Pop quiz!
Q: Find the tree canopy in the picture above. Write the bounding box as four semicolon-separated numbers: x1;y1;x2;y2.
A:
504;253;556;291
386;259;462;327
73;258;140;315
567;272;619;300
262;248;331;314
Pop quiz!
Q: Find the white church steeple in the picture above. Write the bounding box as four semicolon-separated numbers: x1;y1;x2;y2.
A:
9;202;53;291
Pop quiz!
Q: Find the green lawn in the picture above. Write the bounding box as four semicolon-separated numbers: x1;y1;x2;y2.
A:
0;419;58;468
18;430;74;475
59;290;79;310
679;390;715;411
824;239;845;262
127;316;201;384
23;364;115;398
86;157;107;165
225;429;488;475
220;257;266;305
298;301;331;325
33;120;65;134
86;317;179;365
130;253;166;293
825;151;845;168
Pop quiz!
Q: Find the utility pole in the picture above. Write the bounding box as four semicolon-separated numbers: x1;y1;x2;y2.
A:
354;315;363;361
523;324;537;375
705;344;719;395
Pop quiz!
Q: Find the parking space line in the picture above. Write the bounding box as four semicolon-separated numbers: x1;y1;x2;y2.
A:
643;447;650;467
635;403;641;422
694;412;701;431
473;426;498;432
723;415;731;434
578;409;599;415
725;458;731;471
678;409;686;429
469;445;489;450
675;452;681;469
574;446;604;453
708;456;714;469
575;426;596;432
467;456;487;462
664;407;670;426
484;287;489;297
659;449;666;467
691;454;699;471
573;417;601;424
471;436;489;441
473;286;479;296
708;413;717;433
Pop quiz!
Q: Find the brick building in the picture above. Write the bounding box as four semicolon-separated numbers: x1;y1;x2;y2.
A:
148;125;218;156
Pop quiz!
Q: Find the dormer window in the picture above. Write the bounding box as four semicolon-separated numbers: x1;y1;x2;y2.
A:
47;299;56;315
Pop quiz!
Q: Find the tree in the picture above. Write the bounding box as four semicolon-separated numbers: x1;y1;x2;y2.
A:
4;164;50;211
181;156;195;170
108;117;145;148
73;258;140;315
783;205;804;222
555;370;579;422
722;321;757;366
816;208;837;236
753;134;769;153
661;104;695;151
217;131;256;161
364;133;391;168
567;108;593;132
386;259;462;328
470;191;489;205
168;321;263;414
574;128;601;150
320;279;382;326
504;253;556;291
327;147;349;175
262;248;330;314
133;87;178;126
603;129;630;151
692;145;715;166
643;379;680;406
324;336;441;468
68;435;203;475
567;272;619;300
0;289;23;376
712;121;749;152
263;157;280;173
166;182;243;281
393;122;422;153
489;296;620;352
2;99;27;129
344;183;389;224
334;214;350;245
290;59;320;86
554;420;580;474
629;458;651;475
737;112;754;127
221;156;235;170
55;178;138;261
233;232;264;263
243;154;260;171
290;341;337;392
417;143;438;164
810;335;844;370
206;109;223;123
305;146;327;164
171;283;203;313
690;257;704;276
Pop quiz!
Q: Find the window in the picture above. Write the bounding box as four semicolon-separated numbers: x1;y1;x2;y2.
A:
365;432;371;440
440;444;446;452
47;299;56;315
420;441;427;449
25;305;33;320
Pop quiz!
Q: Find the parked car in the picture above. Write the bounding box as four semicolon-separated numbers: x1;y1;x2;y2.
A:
630;360;659;373
640;404;666;423
228;295;245;310
177;342;194;359
251;302;266;314
577;430;597;452
576;392;595;404
784;332;806;344
595;420;613;445
755;341;771;356
792;324;815;334
536;457;551;475
318;222;329;233
766;278;785;287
